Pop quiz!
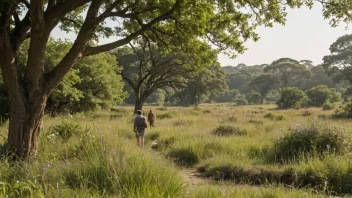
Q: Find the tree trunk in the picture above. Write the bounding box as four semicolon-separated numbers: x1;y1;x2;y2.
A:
134;97;145;114
7;91;48;159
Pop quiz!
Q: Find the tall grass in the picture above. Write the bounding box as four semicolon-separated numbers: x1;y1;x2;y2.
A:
0;104;352;196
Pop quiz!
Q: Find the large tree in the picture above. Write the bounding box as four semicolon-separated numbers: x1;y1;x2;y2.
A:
250;74;279;104
112;38;214;112
173;64;228;106
323;34;352;84
0;1;351;158
264;58;312;88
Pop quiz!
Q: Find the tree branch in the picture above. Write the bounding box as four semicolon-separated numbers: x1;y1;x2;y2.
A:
83;0;181;56
45;0;102;92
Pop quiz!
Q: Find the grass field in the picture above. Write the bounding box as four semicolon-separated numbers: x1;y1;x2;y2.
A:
0;103;352;197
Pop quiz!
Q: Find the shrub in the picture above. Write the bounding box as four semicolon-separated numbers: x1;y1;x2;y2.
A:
332;102;352;118
276;87;305;109
234;94;248;106
322;101;335;110
213;125;248;136
50;122;83;141
267;119;350;162
264;113;285;121
306;85;341;107
246;91;261;105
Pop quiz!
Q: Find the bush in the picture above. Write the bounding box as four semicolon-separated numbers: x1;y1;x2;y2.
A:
264;113;285;121
306;85;341;107
50;122;83;141
267;119;350;162
322;101;335;110
276;87;305;109
332;102;352;118
246;91;261;105
213;125;248;136
234;94;248;106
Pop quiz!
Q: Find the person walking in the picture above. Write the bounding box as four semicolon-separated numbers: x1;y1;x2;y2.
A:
134;110;148;146
148;109;156;128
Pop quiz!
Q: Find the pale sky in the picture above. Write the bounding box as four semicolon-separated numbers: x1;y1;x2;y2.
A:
219;4;351;66
52;4;351;67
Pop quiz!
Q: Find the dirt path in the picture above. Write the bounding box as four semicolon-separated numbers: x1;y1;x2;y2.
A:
180;168;205;187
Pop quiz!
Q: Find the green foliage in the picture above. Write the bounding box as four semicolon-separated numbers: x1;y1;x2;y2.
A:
250;74;279;104
17;39;127;115
50;122;83;142
245;91;261;105
170;65;228;106
333;102;352;118
199;156;352;195
234;94;248;106
268;119;350;162
213;125;248;136
322;101;335;110
0;180;44;198
323;34;352;84
264;58;311;88
306;85;341;107
264;113;285;121
276;87;305;109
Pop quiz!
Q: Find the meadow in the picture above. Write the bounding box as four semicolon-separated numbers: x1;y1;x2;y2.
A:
0;103;352;197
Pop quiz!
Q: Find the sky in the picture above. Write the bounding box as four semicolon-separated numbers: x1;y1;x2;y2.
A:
52;4;351;67
219;4;351;67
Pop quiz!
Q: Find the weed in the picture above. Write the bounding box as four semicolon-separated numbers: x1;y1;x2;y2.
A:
49;122;83;142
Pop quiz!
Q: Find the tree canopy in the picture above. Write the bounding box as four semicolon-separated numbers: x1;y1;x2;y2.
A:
323;34;352;84
264;58;311;88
